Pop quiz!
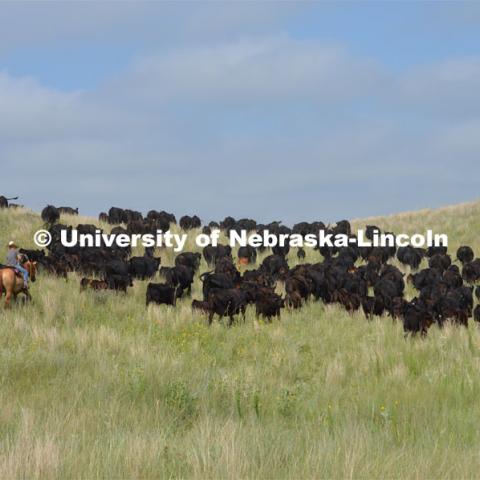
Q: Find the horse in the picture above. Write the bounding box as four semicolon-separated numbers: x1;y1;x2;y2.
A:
0;259;37;308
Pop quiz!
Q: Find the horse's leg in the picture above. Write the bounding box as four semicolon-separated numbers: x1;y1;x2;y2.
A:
23;288;32;302
1;273;13;308
5;289;12;308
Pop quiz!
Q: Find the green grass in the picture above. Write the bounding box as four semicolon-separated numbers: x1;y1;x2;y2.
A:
1;200;480;479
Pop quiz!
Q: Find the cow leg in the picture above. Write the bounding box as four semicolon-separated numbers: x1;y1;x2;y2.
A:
208;311;214;325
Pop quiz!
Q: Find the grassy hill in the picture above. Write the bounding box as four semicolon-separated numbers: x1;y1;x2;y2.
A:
1;201;480;479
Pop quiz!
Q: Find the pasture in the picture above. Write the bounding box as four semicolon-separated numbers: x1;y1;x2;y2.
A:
1;201;480;479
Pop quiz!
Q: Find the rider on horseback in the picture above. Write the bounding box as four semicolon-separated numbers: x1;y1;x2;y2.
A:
6;241;29;288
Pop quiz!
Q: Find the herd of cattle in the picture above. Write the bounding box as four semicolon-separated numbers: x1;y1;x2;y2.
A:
2;199;480;335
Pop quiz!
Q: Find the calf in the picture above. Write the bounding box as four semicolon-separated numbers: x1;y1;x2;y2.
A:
80;278;108;291
255;292;284;321
191;299;210;314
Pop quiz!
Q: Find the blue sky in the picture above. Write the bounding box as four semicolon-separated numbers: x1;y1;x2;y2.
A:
1;2;479;224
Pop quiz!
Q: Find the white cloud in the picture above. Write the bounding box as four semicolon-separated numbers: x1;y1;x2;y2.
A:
398;57;480;114
114;37;386;105
1;37;479;222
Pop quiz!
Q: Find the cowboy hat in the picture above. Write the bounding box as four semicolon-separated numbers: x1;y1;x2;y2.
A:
8;241;17;247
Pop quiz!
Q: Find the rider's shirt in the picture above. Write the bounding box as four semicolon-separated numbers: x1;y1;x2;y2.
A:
6;249;18;266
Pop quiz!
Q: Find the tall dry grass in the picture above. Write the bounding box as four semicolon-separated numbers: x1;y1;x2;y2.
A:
0;201;479;479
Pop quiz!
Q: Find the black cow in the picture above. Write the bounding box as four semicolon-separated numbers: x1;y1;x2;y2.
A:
175;252;201;272
207;288;250;325
179;215;201;230
104;259;129;277
215;257;241;283
58;207;79;215
200;271;235;300
146;210;176;227
365;225;380;240
37;256;69;278
106;274;133;292
474;305;480;323
108;207;126;224
361;296;385;318
203;245;232;265
238;245;257;264
0;195;18;208
160;265;194;297
41;205;60;225
146;283;177;306
19;248;46;262
402;300;434;336
397;246;424;270
129;257;161;280
462;259;480;284
428;254;451;273
77;224;98;236
220;216;236;231
457;246;474;265
261;254;289;279
99;212;109;223
255;291;284;321
443;268;463;289
426;245;448;257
